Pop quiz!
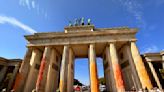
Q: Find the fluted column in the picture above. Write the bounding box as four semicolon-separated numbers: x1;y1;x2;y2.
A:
104;46;118;92
35;47;51;92
130;41;152;89
89;44;99;92
124;44;142;90
12;48;32;92
109;43;125;92
23;48;42;92
161;51;164;69
7;65;20;92
147;62;162;89
0;66;7;84
103;51;112;92
67;48;75;92
59;45;69;92
45;48;61;92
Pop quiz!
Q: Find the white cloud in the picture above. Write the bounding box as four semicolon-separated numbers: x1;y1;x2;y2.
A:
141;45;159;54
25;0;30;9
31;1;35;9
0;15;37;34
156;0;164;5
114;0;146;29
19;0;31;9
45;12;47;18
19;0;36;10
19;0;48;19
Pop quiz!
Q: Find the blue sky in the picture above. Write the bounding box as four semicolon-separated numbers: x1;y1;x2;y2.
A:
0;0;164;85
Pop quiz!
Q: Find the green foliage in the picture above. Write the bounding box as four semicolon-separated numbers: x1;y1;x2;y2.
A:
74;79;83;86
99;77;106;85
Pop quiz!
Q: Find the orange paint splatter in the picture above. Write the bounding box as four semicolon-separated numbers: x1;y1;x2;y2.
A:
90;62;99;92
59;80;63;92
36;57;46;89
114;64;124;89
12;73;23;90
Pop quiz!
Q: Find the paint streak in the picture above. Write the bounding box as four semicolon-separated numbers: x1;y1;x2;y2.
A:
114;64;124;90
36;56;46;90
90;62;99;92
12;73;23;90
136;59;152;89
131;42;153;89
59;80;63;92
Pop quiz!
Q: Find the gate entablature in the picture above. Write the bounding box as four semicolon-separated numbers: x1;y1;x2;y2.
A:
25;25;137;47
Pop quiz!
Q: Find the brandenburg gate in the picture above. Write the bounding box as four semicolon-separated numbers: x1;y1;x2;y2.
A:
13;24;153;92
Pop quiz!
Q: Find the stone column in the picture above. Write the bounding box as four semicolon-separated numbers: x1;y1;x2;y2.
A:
88;44;99;92
7;64;20;92
124;44;142;90
161;51;164;69
12;48;32;92
147;62;162;89
45;48;61;92
67;48;75;92
59;45;69;92
130;41;152;89
36;47;51;92
104;46;117;92
109;43;125;92
0;66;7;84
102;52;111;92
23;48;42;92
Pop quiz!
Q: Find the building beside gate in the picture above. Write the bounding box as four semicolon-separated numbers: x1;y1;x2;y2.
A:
10;24;164;92
142;52;164;90
0;57;22;92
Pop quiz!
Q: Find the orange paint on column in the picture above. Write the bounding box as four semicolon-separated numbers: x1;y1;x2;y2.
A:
59;80;63;92
12;73;23;90
90;62;99;92
89;44;99;92
36;57;46;90
114;64;124;89
109;43;125;92
131;42;153;89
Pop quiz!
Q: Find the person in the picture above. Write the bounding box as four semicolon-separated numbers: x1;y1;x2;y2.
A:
56;88;60;92
131;86;136;91
87;19;91;25
138;88;143;92
32;89;36;92
1;88;6;92
144;87;148;92
10;89;15;92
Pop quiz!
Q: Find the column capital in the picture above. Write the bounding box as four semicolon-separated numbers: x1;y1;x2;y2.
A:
107;41;117;47
108;40;117;43
90;43;96;45
88;43;96;49
69;47;75;57
129;39;137;42
160;51;164;56
125;39;137;45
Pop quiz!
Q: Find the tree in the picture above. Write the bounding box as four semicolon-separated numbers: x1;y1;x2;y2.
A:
74;79;83;86
98;77;106;85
